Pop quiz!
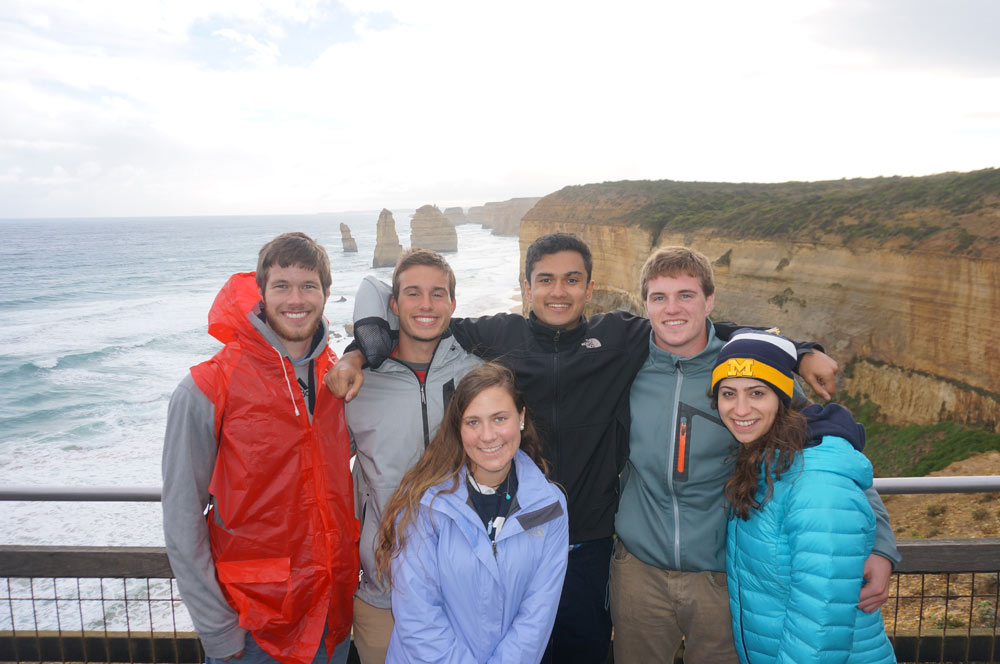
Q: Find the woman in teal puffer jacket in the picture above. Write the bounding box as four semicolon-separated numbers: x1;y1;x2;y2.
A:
710;330;895;664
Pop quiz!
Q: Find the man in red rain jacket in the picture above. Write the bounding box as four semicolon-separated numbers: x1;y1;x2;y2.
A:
163;232;359;664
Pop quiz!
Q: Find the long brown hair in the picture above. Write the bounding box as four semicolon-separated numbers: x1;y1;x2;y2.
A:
718;394;807;521
374;362;549;585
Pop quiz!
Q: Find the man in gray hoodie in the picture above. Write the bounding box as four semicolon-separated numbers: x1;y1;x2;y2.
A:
345;249;481;663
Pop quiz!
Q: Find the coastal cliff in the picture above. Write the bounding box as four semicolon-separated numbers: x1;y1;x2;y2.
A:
475;197;542;236
519;170;1000;431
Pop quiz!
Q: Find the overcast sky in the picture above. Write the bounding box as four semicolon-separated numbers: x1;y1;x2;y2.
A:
2;0;998;218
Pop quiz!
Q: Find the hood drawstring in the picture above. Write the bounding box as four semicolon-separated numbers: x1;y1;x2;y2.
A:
274;346;301;417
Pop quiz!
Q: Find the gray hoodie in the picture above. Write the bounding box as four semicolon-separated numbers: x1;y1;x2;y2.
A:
347;277;482;608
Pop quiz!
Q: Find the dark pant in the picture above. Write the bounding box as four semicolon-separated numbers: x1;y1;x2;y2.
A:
543;536;614;664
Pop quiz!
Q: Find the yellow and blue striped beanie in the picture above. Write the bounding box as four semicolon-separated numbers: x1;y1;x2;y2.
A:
711;329;797;404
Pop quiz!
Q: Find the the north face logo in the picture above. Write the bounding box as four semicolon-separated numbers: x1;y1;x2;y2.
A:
581;338;602;349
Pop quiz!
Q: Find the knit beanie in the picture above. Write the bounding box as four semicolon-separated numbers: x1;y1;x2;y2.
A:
711;329;797;405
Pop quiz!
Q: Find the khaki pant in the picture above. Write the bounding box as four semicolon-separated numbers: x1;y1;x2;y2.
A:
352;596;394;664
609;539;739;664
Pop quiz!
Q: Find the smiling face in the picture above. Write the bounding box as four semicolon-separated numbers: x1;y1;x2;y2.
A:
390;264;456;361
644;272;715;357
460;386;524;487
716;377;780;444
524;250;595;330
260;264;329;358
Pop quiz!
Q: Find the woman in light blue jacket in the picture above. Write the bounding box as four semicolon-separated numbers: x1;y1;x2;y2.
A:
375;362;569;663
710;330;895;664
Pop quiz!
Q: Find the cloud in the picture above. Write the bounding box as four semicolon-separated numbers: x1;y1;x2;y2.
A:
806;0;1000;76
211;27;281;66
0;0;997;218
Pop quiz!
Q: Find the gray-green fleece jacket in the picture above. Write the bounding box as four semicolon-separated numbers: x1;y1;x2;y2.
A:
346;323;482;609
615;323;900;573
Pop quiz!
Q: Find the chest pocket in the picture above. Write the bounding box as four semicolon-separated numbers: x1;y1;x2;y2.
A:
672;402;725;483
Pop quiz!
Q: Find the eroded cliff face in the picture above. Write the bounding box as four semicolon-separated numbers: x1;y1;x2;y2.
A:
479;197;542;236
520;184;1000;431
678;234;1000;431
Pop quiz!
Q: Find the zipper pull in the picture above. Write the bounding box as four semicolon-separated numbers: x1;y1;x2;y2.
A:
677;419;688;474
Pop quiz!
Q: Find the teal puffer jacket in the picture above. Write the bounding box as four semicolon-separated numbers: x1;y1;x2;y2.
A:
726;406;895;664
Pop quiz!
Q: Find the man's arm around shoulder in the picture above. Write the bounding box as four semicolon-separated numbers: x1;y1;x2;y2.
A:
162;374;246;658
859;486;900;612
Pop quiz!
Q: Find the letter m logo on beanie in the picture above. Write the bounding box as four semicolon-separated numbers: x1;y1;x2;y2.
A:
725;358;755;377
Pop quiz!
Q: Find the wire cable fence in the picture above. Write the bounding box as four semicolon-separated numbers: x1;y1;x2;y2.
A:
2;477;999;663
0;547;200;663
884;539;1000;663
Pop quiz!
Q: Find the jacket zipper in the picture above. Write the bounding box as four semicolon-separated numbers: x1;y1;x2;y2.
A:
550;330;561;477
389;338;444;448
734;523;750;660
666;363;683;569
302;357;337;599
490;493;520;558
419;381;429;446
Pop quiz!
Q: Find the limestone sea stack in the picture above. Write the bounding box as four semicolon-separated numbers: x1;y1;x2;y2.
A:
340;223;358;252
410;204;458;252
466;205;485;223
372;208;403;268
443;206;468;225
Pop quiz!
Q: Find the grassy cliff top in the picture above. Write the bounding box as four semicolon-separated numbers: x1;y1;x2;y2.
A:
538;168;1000;253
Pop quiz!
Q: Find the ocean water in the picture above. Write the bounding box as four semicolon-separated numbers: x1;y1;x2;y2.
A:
0;213;521;546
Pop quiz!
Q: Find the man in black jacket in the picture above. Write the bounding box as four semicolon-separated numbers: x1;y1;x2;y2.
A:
330;233;838;664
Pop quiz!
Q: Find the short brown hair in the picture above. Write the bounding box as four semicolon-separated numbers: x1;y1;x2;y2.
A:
256;232;331;294
639;246;715;300
391;248;456;300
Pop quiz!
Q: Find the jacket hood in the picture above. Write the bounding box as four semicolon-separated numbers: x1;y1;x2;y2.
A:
802;402;866;452
795;403;872;491
377;329;459;373
207;271;329;362
207;272;263;345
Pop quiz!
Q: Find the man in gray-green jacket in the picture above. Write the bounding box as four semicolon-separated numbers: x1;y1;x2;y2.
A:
610;247;899;664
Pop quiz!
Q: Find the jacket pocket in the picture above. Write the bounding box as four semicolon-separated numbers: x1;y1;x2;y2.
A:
214;557;291;628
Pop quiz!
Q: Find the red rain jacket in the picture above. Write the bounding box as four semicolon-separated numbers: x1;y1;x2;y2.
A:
190;272;359;664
